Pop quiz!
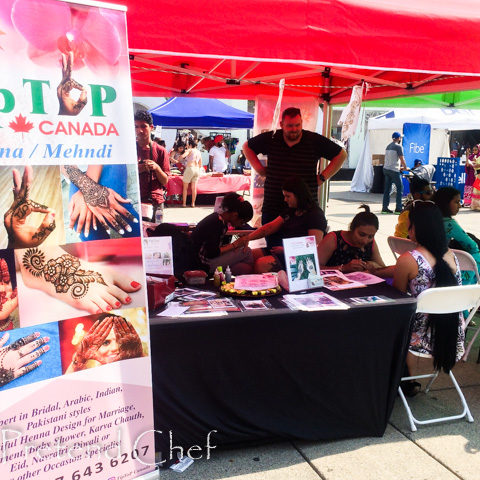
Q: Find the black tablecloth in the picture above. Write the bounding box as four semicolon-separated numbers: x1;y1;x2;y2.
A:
149;283;415;460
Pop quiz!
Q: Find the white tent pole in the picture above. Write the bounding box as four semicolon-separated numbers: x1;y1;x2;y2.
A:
319;101;332;210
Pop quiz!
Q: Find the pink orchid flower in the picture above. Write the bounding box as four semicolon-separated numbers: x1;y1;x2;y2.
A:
2;0;123;73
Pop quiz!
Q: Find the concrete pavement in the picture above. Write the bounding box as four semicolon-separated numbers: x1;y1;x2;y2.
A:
159;181;480;480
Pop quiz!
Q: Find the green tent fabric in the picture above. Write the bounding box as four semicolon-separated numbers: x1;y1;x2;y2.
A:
363;90;480;109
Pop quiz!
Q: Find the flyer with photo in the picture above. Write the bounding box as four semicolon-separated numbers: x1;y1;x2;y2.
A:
321;270;366;291
240;299;272;310
344;271;384;285
234;273;278;291
283;292;349;311
283;236;320;292
349;295;394;305
143;237;174;275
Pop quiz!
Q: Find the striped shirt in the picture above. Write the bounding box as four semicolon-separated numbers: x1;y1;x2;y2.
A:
248;130;342;216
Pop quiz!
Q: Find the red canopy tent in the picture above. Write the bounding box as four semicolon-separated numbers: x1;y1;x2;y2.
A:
111;0;480;106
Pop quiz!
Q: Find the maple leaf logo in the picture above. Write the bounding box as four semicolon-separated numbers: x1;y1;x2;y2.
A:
9;114;34;134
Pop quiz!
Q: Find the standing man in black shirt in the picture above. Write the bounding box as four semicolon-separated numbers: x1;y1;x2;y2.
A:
242;107;347;247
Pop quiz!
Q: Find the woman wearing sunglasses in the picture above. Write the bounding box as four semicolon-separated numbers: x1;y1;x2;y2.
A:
393;201;464;396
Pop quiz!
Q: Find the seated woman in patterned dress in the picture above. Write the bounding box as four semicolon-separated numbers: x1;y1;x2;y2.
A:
317;204;387;274
393;201;464;395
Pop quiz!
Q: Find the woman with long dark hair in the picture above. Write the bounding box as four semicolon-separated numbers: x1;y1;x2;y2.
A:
393;201;464;391
233;176;327;272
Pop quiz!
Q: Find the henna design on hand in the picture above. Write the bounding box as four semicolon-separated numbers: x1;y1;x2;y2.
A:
22;248;106;299
32;221;56;242
4;167;56;248
64;166;110;208
0;332;48;386
58;52;88;116
0;366;15;386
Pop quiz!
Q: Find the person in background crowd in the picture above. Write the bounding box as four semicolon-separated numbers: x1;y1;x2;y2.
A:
469;144;480;210
134;110;169;221
464;146;475;207
169;141;187;171
411;159;435;183
209;135;230;173
154;138;166;148
434;186;480;285
393;201;464;397
180;139;203;208
236;150;246;174
243;107;346;248
318;205;387;274
394;177;434;238
382;132;408;214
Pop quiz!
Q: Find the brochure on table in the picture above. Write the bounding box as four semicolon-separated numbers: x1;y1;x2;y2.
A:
0;1;155;479
283;236;321;292
143;236;174;275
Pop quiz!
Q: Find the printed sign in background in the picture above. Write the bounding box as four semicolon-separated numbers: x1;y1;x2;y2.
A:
402;123;431;168
0;1;156;480
401;122;432;195
434;157;465;200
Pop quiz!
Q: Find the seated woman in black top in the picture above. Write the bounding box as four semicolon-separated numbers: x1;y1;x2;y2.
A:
233;177;327;272
318;204;386;273
191;193;254;275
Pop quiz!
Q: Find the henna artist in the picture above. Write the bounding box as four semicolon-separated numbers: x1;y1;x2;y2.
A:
0;331;49;387
66;314;144;373
63;165;139;238
3;166;56;249
66;165;140;240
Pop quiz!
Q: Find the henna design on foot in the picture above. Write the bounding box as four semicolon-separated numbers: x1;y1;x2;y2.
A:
64;166;110;208
22;248;106;299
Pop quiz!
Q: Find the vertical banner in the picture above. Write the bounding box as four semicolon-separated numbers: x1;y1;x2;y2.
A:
0;1;156;480
402;123;431;168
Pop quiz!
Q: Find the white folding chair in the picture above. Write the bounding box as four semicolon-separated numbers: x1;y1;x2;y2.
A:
387;236;417;260
398;284;480;432
450;249;480;361
451;248;480;284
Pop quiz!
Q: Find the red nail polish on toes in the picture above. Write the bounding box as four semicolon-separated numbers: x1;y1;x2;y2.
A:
96;309;102;314
131;281;141;288
115;301;121;308
125;297;132;304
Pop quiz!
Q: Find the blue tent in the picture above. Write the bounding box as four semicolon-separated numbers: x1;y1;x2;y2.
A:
149;97;254;129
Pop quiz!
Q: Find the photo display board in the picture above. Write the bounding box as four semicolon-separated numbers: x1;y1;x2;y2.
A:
0;1;155;479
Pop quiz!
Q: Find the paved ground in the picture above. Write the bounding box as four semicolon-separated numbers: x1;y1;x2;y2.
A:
158;182;480;480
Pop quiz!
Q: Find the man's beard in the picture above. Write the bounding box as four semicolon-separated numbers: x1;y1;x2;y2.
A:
285;131;301;141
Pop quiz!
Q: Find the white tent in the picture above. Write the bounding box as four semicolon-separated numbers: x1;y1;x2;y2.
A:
351;108;480;192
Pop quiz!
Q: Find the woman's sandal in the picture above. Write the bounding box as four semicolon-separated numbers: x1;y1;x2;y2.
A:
400;380;421;397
